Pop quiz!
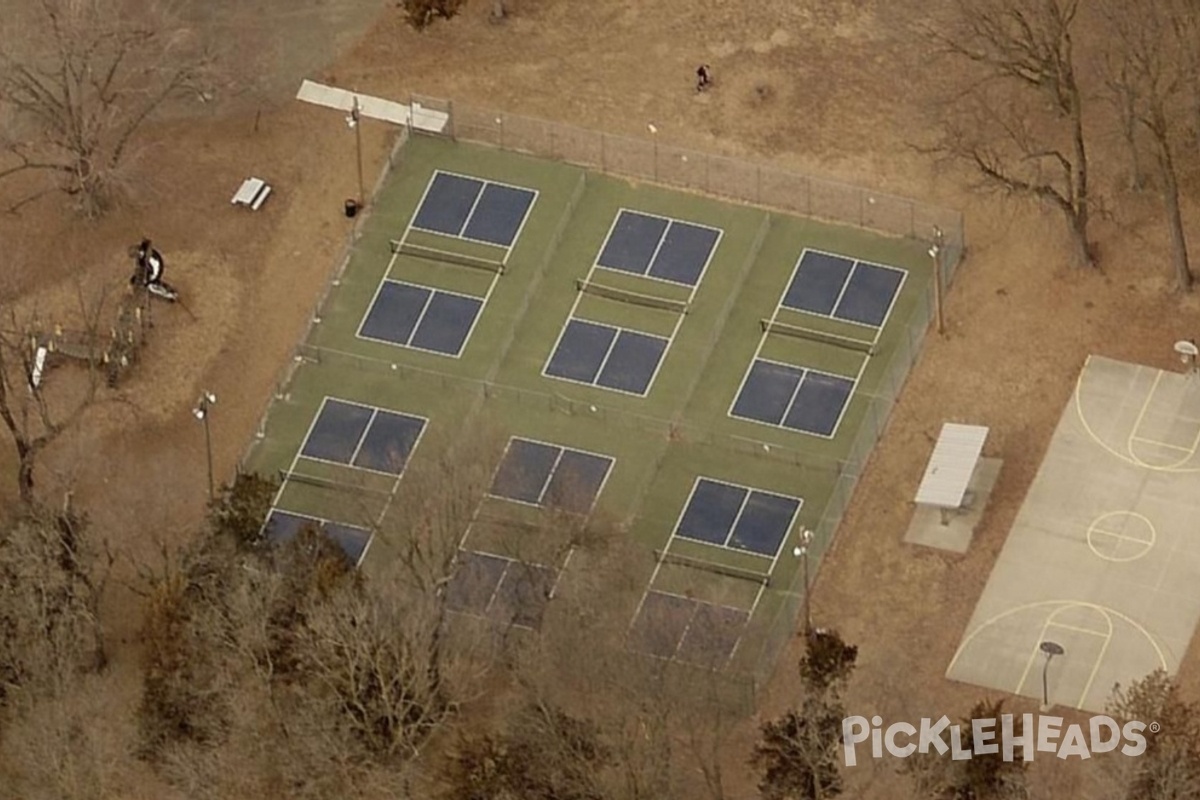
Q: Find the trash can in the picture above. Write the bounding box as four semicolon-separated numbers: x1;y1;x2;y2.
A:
344;199;360;218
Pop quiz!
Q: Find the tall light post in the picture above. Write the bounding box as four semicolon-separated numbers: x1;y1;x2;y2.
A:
1039;641;1064;711
648;122;659;180
347;95;365;211
192;391;217;501
929;225;946;335
793;528;814;638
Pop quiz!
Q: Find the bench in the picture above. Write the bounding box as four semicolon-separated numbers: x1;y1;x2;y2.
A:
915;423;989;525
232;177;272;210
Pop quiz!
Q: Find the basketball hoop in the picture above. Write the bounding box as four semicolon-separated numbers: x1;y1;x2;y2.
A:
1174;339;1198;373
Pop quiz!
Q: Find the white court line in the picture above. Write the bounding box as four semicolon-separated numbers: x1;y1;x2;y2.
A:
460;267;502;357
726;241;796;426
404;172;440;237
354;407;430;565
864;260;909;346
421;169;485;238
354;249;403;339
356;280;486;359
632;592;752;670
826;259;857;320
639;215;673;278
764;495;805;577
680;224;725;292
533;437;616;514
267;395;331;513
820;349;873;441
297;398;429;478
669;599;705;660
626;475;712;639
427;170;540;254
347;171;424;353
593;209;724;290
590;325;627;386
262;507;370;564
830;259;910;333
727;354;865;440
632;325;677;398
668;476;805;560
543;318;670;398
501;184;540;258
346;408;380;467
591;210;627;273
782;248;909;332
718;484;755;550
641;220;721;395
355;279;430;345
468;550;557;630
534;447;568;505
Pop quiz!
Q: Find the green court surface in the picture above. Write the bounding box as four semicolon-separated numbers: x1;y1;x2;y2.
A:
244;132;935;688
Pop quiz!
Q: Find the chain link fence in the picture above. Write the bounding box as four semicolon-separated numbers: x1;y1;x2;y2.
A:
429;97;963;702
244;94;965;709
447;101;964;254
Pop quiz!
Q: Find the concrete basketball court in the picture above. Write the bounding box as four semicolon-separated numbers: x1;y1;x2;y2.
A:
947;355;1200;713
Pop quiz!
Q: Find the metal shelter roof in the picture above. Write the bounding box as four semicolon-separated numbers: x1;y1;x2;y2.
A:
915;423;989;508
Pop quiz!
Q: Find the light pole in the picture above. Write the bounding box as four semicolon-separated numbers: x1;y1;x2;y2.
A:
192;391;217;501
648;122;659;180
347;95;365;211
1039;640;1064;711
793;528;814;637
929;225;945;335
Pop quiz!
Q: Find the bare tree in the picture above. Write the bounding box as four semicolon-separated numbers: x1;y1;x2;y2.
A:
1099;0;1198;291
0;288;111;506
928;0;1094;267
891;699;1029;800
752;630;859;800
138;426;507;794
1101;670;1200;800
0;503;110;707
0;0;216;216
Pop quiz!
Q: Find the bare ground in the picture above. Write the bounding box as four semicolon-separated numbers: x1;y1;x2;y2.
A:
2;0;1200;796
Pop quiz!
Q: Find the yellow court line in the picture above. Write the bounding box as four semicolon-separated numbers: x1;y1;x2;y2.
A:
1015;635;1048;697
947;600;1170;700
1127;369;1165;461
1014;611;1111;697
1091;528;1151;543
1047;604;1114;710
1081;614;1116;710
1043;620;1112;637
1008;609;1108;695
1075;363;1200;473
1129;435;1195;453
1127;368;1200;467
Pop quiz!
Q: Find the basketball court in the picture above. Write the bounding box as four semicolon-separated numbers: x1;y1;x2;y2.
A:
947;355;1200;713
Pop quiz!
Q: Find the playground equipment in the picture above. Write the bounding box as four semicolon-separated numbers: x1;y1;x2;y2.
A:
27;287;153;389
